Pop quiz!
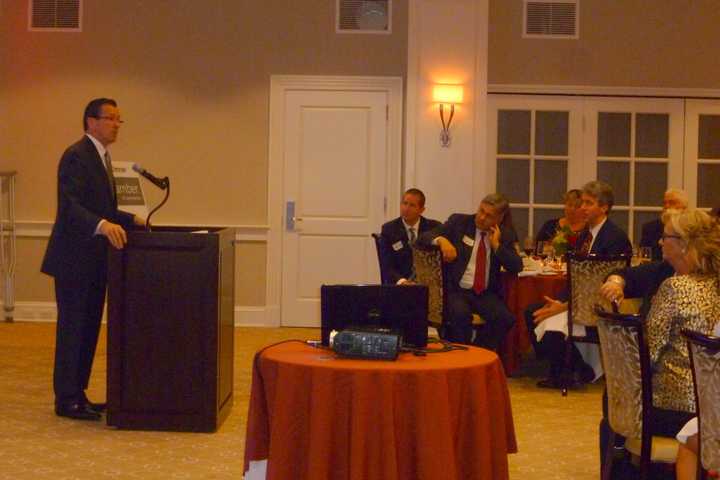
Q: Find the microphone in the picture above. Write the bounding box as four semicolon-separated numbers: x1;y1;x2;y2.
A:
132;163;169;190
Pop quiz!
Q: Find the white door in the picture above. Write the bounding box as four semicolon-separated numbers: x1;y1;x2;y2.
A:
280;89;388;327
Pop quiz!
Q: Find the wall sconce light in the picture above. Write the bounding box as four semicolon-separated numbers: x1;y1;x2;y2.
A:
432;84;463;148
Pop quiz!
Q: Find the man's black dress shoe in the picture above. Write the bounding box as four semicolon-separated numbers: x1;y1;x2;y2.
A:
575;363;596;385
55;402;102;421
81;393;107;413
536;376;562;389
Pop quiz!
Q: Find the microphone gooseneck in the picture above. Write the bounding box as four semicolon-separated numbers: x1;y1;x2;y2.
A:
132;163;169;190
131;164;170;231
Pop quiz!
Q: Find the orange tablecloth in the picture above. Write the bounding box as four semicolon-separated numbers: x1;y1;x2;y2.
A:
500;273;567;375
244;341;517;480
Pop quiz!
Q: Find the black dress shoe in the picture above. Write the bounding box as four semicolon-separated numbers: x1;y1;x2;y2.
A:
574;362;596;385
536;376;563;389
55;402;102;421
81;393;107;413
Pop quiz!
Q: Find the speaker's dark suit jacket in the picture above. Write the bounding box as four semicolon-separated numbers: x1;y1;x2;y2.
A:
41;135;135;403
419;213;523;294
42;136;134;279
379;216;440;284
640;217;663;261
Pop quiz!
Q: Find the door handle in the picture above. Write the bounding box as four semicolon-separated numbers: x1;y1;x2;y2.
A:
286;201;302;231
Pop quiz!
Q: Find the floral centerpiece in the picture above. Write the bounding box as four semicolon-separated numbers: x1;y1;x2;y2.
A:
551;225;580;257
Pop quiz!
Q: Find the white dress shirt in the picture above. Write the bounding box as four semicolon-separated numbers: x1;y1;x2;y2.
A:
459;229;490;290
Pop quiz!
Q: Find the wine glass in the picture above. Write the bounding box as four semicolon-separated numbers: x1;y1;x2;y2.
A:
536;241;547;260
523;236;535;257
542;243;556;268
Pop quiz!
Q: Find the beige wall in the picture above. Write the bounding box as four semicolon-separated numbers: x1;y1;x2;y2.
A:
7;0;720;316
489;0;720;88
0;1;407;313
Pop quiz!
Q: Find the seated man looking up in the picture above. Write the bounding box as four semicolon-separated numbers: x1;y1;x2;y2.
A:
417;193;522;351
379;188;441;285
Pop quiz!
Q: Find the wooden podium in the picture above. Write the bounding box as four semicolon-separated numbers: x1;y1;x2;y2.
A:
106;227;235;432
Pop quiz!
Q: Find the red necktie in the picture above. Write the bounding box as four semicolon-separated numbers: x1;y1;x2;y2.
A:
579;231;593;255
473;232;487;294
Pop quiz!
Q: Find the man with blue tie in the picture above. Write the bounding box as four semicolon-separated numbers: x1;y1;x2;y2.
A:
379;188;440;285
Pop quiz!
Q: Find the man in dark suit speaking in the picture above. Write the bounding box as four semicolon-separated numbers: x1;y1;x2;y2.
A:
42;98;145;421
379;188;440;284
418;193;522;351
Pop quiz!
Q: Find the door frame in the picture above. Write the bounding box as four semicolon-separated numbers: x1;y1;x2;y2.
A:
267;75;404;326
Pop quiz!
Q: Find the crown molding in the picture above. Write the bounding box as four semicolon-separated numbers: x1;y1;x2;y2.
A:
488;84;720;99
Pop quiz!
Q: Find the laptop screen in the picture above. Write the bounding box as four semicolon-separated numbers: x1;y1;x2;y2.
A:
320;284;429;348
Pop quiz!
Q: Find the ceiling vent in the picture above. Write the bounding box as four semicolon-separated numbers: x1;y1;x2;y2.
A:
524;0;578;39
337;0;391;34
28;0;82;32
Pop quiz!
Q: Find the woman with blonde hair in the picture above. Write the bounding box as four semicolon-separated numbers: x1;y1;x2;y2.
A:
669;209;720;479
534;189;585;243
637;209;720;479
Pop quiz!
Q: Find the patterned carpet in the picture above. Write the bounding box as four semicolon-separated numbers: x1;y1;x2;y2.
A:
0;322;604;479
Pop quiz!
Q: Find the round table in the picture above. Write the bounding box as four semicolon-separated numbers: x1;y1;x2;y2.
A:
500;272;567;375
244;341;517;480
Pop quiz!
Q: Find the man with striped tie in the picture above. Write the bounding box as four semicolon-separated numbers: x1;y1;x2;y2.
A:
42;98;145;420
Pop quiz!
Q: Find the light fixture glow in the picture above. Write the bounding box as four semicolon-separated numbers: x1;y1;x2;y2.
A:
432;84;464;148
432;85;464;105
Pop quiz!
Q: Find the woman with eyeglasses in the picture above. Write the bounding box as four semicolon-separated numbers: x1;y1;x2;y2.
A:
647;209;720;416
598;209;720;475
643;210;720;468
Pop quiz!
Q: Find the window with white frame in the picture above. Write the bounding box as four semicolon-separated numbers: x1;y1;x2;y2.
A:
488;95;686;245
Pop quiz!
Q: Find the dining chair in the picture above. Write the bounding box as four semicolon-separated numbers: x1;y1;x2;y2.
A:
595;305;680;480
561;252;631;395
412;244;484;339
683;329;720;480
371;233;391;285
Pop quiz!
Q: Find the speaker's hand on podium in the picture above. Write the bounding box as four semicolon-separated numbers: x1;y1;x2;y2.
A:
100;221;128;249
133;215;147;227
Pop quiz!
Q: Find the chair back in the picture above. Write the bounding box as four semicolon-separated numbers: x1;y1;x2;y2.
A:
568;253;630;328
683;329;720;473
412;245;445;329
371;233;391;285
594;306;649;442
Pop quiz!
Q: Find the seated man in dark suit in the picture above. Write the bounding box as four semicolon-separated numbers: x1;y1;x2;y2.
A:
639;188;688;261
418;193;522;351
379;188;441;285
526;180;632;388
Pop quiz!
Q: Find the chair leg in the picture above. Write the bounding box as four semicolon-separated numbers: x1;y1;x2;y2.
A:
639;444;651;480
601;431;616;480
560;336;575;396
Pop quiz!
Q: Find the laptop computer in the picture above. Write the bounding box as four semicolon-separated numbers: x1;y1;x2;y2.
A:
320;284;429;348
